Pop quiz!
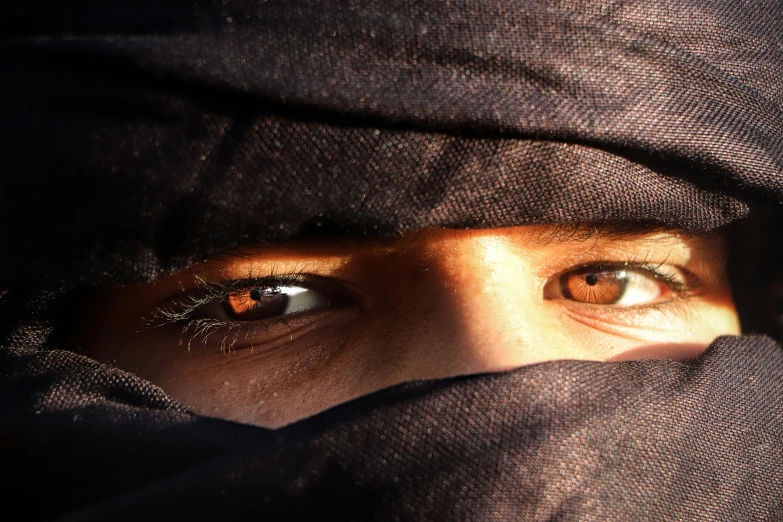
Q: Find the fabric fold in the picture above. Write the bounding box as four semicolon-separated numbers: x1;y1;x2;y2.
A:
4;1;783;284
3;336;782;521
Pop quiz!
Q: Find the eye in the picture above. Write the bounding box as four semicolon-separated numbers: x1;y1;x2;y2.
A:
545;265;684;306
150;276;356;352
216;285;331;321
173;281;337;325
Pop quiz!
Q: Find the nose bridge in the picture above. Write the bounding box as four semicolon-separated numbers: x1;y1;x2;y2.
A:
409;230;553;374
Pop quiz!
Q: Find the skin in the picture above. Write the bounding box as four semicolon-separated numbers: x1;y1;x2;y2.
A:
74;225;741;428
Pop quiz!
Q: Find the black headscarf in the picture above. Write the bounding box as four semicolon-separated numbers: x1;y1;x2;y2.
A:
2;1;783;520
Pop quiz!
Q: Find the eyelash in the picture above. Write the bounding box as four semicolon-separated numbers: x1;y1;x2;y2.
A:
561;260;696;295
149;272;327;351
547;259;705;321
152;273;312;324
149;256;702;352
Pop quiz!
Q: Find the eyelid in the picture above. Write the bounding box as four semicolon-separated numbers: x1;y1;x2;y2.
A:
149;273;357;327
573;261;690;291
543;260;702;304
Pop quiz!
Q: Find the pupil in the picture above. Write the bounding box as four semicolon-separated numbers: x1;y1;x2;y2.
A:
585;273;599;286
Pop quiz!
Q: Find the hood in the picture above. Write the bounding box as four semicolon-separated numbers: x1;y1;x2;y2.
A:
1;1;783;520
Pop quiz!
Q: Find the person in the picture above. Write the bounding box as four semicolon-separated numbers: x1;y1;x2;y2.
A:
75;225;739;427
2;0;783;520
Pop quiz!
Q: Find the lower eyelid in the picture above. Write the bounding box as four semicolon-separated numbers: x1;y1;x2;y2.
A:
557;297;695;333
174;308;354;354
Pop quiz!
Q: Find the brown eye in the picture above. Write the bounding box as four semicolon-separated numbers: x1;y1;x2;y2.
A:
561;270;630;305
546;266;677;306
221;286;329;321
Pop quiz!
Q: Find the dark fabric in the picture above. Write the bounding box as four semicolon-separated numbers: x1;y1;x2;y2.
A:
4;0;783;285
3;337;783;521
2;1;783;520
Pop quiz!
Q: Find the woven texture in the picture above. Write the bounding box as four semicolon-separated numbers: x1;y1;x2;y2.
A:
3;338;783;520
3;0;783;284
2;1;783;520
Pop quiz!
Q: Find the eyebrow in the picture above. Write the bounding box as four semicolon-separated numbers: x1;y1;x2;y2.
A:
531;221;683;243
212;221;702;263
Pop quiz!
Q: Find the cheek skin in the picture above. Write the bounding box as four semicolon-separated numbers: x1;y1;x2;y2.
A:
93;310;369;428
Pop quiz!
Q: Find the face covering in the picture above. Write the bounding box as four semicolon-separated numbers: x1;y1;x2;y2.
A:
2;1;783;520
